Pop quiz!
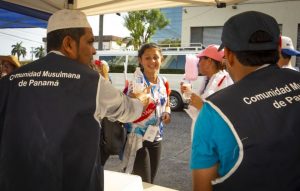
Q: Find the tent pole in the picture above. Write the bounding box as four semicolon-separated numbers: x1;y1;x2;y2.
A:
98;14;103;51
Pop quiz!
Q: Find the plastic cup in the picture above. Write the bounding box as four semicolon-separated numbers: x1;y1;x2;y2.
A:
182;83;192;100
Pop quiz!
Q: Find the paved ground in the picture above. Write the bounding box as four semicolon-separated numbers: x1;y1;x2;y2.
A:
104;111;193;191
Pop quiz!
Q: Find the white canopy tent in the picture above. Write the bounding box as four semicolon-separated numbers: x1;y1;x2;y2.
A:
3;0;278;15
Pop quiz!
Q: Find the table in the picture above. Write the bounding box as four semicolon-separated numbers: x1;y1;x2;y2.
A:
104;170;179;191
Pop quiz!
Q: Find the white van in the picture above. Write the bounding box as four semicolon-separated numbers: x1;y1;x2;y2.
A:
95;47;205;111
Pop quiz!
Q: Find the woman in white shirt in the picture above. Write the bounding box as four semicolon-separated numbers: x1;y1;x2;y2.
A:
182;44;233;139
185;44;233;109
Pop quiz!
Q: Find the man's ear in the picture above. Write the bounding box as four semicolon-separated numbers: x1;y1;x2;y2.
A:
62;36;77;59
224;47;234;68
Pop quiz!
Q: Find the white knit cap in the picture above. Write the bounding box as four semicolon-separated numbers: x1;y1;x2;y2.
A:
47;9;91;33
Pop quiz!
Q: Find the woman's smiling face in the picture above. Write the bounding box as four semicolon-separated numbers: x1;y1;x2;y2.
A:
139;48;163;74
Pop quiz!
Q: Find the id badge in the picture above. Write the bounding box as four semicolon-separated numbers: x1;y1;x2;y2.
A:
143;125;159;142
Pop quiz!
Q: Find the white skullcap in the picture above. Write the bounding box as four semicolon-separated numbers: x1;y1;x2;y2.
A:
47;9;91;33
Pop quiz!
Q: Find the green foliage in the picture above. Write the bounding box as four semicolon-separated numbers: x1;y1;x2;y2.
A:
158;38;181;47
34;45;45;59
11;42;26;60
115;39;123;46
123;9;169;50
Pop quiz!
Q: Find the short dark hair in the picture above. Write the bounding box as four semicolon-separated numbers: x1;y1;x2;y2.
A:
46;28;85;52
232;31;279;66
201;56;225;70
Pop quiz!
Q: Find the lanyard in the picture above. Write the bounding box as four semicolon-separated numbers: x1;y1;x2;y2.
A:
143;74;166;126
143;74;157;99
143;74;160;101
143;74;166;106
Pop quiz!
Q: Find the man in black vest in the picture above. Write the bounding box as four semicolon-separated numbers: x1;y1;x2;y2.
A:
190;11;300;191
0;9;148;191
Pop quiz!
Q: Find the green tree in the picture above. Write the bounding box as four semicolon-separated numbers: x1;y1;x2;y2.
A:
11;42;26;60
33;45;45;59
158;38;181;47
124;9;169;50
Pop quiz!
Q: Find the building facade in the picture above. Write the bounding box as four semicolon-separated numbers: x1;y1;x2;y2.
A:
181;1;300;67
151;7;182;46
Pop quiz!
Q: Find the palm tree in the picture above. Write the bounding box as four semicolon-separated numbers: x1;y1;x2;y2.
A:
11;42;26;60
33;45;45;59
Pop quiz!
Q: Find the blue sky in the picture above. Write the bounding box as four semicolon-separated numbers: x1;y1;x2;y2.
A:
0;13;130;61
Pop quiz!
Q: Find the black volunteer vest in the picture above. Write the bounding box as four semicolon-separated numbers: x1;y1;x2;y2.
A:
207;65;300;191
0;53;103;191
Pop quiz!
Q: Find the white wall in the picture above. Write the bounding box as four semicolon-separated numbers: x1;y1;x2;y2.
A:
182;1;300;65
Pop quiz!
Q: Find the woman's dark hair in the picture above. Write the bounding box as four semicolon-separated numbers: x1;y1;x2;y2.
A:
138;43;162;58
233;31;279;66
210;58;225;70
46;28;85;52
137;43;163;71
201;56;225;71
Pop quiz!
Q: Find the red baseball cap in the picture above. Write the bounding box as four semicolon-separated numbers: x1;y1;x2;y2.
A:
197;44;224;62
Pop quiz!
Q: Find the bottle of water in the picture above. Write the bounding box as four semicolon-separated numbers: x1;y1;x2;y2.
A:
133;67;145;93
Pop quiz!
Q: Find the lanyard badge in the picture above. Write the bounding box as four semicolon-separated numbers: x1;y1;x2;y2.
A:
143;125;159;142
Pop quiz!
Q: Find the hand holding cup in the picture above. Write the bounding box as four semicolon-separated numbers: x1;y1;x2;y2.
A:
182;83;192;100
